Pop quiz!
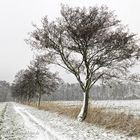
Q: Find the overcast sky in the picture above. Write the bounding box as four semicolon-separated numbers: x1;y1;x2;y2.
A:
0;0;140;83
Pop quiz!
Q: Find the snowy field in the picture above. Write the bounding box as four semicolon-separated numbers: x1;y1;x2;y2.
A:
0;101;139;140
53;100;140;117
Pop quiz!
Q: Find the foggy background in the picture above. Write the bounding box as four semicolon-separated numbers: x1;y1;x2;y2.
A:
0;0;140;83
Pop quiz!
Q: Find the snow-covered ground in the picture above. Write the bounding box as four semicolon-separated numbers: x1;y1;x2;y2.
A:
54;100;140;116
0;102;139;140
92;100;140;116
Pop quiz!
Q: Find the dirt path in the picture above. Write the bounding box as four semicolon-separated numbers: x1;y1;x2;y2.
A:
14;105;61;140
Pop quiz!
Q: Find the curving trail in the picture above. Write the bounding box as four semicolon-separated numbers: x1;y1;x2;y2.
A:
14;104;64;140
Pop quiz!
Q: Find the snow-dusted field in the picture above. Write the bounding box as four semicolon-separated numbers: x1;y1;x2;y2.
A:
0;102;139;140
92;100;140;116
54;100;140;116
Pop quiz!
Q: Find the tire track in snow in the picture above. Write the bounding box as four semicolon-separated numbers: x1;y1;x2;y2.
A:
14;104;65;140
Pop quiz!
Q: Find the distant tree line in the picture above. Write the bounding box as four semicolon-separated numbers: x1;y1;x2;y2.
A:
1;80;140;103
43;82;140;101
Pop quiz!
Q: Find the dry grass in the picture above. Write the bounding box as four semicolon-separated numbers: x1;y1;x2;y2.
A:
28;101;81;119
28;101;140;137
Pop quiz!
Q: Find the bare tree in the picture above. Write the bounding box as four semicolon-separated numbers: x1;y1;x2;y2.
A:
11;70;28;102
22;69;36;103
27;5;140;121
11;57;61;106
29;56;61;107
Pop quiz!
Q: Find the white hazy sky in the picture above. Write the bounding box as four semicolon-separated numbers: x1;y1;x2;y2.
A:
0;0;140;83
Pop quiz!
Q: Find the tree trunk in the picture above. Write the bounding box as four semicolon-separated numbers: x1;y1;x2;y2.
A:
38;94;41;107
77;91;89;121
27;95;30;104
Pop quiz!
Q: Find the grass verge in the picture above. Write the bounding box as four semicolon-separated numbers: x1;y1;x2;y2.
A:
28;101;140;137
